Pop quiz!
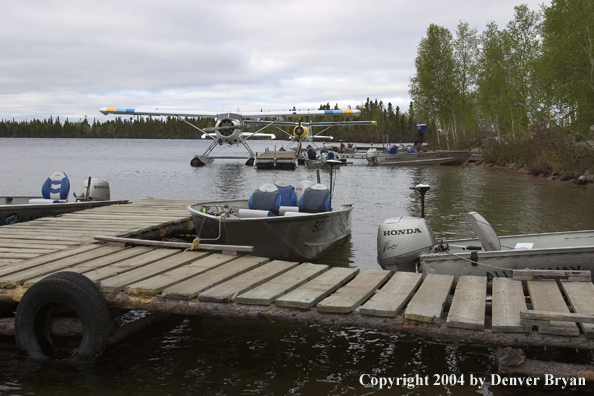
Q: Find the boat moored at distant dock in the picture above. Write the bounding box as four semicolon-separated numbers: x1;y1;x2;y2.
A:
367;147;471;166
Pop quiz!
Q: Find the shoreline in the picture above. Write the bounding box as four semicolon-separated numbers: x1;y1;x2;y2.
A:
467;160;594;186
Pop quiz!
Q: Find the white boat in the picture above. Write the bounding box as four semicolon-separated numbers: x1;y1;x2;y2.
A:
367;147;471;166
188;180;353;261
377;185;594;279
1;172;125;225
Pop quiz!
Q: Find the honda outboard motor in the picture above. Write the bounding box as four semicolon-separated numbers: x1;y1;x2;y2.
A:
74;177;110;201
377;216;437;272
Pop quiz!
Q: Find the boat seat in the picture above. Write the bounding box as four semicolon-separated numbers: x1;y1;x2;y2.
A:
299;184;331;213
468;211;501;251
249;183;281;212
29;171;70;204
275;180;297;206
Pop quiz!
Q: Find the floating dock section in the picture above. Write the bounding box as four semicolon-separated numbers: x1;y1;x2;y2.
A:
254;151;297;170
1;199;594;353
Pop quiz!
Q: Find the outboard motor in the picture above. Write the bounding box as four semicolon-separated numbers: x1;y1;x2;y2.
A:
295;180;314;201
377;216;437;272
366;148;378;165
377;183;436;272
74;177;110;202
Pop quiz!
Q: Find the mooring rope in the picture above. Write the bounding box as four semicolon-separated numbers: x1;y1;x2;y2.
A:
185;213;225;251
443;250;538;279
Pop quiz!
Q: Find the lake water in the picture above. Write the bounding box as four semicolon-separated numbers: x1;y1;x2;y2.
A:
2;138;594;395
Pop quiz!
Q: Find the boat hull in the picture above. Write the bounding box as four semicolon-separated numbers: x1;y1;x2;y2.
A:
419;230;594;279
189;201;353;261
373;150;471;166
0;199;129;226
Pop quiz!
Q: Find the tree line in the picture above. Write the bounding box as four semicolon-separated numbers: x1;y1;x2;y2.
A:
410;0;594;175
0;99;417;142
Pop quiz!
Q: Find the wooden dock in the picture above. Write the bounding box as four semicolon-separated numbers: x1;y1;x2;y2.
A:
254;151;297;170
2;199;594;351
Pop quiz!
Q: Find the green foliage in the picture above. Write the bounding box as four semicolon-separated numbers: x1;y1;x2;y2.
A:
481;125;594;176
409;0;594;175
540;0;594;135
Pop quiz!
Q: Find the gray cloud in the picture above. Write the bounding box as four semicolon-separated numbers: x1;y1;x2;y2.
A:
0;0;548;121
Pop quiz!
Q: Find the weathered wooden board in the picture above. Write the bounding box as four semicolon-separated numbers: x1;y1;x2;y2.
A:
0;245;108;287
359;272;423;317
0;235;84;243
561;280;594;338
316;269;391;313
0;246;126;288
0;247;59;255
81;249;181;282
0;252;45;260
161;256;270;300
404;274;454;323
98;251;210;293
492;277;532;333
527;280;579;336
446;276;486;330
275;267;359;309
22;247;154;287
198;260;299;303
0;244;101;279
125;253;240;296
236;263;329;305
0;241;75;250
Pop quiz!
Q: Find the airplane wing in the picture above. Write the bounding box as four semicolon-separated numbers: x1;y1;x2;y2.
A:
240;109;361;118
100;108;361;118
306;121;377;126
100;108;217;118
244;120;377;127
200;132;276;139
241;132;276;139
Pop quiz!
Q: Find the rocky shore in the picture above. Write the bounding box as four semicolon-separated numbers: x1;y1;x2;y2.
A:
469;160;594;185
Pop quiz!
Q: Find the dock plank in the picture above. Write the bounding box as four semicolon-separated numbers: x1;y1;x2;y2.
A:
0;245;103;279
0;244;101;279
527;280;579;336
125;253;241;296
236;263;329;305
560;281;594;338
0;247;59;255
198;260;299;303
359;272;423;317
0;241;76;249
97;251;210;293
161;256;270;300
23;247;154;287
0;246;125;288
0;252;46;260
275;267;359;309
81;249;182;282
316;269;391;313
446;276;486;330
492;278;532;333
404;274;454;324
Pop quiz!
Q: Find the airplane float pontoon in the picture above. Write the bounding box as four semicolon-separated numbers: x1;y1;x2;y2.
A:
99;107;375;167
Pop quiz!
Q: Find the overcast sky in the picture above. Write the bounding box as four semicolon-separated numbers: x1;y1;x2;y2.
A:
1;0;549;122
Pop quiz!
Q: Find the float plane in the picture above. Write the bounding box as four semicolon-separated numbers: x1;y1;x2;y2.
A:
99;107;375;167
